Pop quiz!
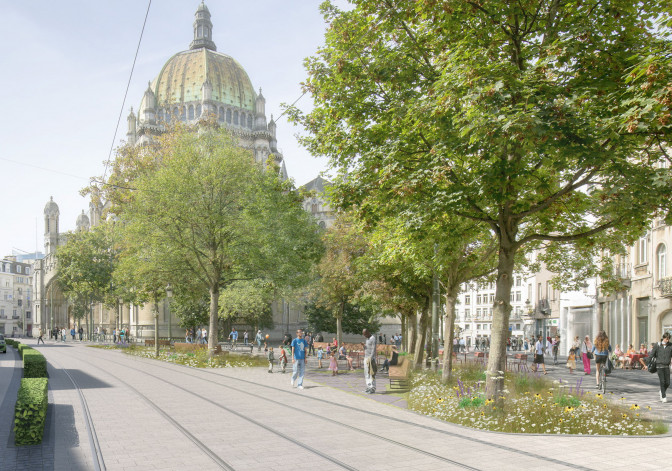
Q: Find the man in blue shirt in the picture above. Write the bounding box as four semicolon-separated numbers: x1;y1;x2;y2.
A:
291;329;309;390
228;328;238;346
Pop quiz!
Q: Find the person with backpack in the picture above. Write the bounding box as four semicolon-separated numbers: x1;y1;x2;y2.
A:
644;332;672;403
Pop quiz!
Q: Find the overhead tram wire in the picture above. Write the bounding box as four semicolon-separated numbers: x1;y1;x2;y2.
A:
102;0;152;184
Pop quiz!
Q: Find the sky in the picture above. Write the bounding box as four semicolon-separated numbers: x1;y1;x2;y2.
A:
0;1;337;258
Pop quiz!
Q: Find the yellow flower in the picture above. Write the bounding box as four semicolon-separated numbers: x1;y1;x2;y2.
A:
559;418;564;423
595;394;603;399
647;406;652;410
622;413;628;419
542;404;547;408
534;393;542;399
630;404;640;410
636;413;640;417
564;406;574;412
480;411;485;416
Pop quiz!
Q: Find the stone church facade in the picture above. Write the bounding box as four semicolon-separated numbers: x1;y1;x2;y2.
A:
32;3;333;341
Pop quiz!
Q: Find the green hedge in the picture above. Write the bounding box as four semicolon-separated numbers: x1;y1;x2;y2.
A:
14;378;48;446
22;349;48;378
18;343;32;358
6;339;20;348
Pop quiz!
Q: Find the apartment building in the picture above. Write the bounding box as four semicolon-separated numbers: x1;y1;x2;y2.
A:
0;257;34;336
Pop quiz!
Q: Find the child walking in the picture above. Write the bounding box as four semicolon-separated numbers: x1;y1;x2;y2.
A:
267;347;274;373
328;350;338;376
567;348;576;374
278;345;287;373
317;346;324;368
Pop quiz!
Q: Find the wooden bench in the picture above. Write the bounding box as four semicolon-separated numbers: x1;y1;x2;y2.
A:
388;356;411;390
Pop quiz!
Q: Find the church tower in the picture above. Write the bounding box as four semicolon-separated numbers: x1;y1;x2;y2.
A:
43;197;59;256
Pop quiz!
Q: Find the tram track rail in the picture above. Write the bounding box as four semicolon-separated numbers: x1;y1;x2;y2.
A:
59;346;589;470
47;356;107;471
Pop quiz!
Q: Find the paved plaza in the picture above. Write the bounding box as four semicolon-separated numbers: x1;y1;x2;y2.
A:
1;340;671;471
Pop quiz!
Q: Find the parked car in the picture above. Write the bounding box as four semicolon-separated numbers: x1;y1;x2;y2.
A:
0;334;6;353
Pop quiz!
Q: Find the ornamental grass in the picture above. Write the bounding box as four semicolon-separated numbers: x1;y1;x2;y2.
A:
407;365;667;435
108;345;267;368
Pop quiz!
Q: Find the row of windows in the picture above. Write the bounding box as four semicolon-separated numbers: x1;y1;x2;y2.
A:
0;264;29;275
636;237;668;280
156;106;254;128
464;291;523;305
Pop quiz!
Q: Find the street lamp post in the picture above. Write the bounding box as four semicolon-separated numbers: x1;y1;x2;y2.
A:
166;284;173;343
154;300;160;358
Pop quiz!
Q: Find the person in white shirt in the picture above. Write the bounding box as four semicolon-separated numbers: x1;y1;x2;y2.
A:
533;335;547;374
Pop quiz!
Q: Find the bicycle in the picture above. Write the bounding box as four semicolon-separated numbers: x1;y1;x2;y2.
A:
597;362;607;394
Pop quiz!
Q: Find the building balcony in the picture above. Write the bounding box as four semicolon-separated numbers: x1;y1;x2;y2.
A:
659;276;672;297
537;299;551;316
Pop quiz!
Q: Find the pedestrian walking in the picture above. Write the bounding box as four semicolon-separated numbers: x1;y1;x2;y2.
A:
229;327;238;346
291;329;308;389
278;345;287;373
267;347;275;373
307;332;314;356
78;326;84;341
552;335;560;365
37;327;45;345
317;346;324;368
70;327;76;341
61;327;66;342
243;330;248;345
201;327;207;344
362;328;377;394
581;335;592;375
256;330;263;351
328;349;338;376
566;348;576;374
644;332;672;402
185;329;191;343
532;334;547;374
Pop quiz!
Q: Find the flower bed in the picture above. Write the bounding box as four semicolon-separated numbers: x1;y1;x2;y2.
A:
407;366;667;435
91;344;266;368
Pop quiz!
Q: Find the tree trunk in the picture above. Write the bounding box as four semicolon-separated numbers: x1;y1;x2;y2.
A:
336;301;344;347
400;313;406;351
485;242;516;403
441;293;457;384
208;284;220;358
414;305;429;368
408;310;418;355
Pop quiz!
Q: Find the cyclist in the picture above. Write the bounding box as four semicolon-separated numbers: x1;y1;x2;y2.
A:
643;332;672;402
591;331;612;390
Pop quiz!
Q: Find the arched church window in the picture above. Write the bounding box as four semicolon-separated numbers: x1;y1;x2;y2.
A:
198;25;202;37
196;104;202;117
204;27;209;39
319;221;326;229
158;109;164;122
180;106;186;121
240;112;246;127
173;107;179;121
226;109;232;123
188;105;194;120
248;116;253;128
234;111;239;125
219;107;225;121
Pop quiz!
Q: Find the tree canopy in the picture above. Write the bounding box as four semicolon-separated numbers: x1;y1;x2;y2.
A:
292;0;672;400
120;125;322;354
